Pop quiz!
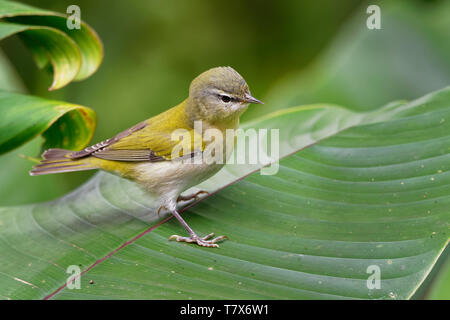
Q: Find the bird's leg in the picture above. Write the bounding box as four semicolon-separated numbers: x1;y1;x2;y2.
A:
168;210;227;248
177;190;209;203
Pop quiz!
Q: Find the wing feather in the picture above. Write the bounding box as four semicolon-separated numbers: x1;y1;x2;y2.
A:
69;121;148;159
92;149;165;162
66;108;204;162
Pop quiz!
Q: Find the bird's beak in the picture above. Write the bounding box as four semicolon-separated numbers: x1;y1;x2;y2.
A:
243;93;264;104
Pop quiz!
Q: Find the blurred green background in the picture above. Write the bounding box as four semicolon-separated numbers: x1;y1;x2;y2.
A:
0;0;449;299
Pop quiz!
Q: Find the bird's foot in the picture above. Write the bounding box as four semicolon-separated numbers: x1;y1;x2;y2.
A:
169;232;227;248
177;190;209;203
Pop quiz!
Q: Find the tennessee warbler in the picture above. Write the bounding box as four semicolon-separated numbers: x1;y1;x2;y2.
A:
30;66;263;248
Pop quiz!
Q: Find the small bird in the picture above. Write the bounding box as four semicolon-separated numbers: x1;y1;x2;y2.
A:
30;66;263;248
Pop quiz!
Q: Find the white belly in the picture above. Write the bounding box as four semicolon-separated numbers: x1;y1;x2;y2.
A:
132;157;223;210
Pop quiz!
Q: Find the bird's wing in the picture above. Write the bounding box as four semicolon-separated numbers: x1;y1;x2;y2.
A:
68;120;204;162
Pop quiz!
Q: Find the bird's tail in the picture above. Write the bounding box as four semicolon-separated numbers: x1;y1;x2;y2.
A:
29;148;98;176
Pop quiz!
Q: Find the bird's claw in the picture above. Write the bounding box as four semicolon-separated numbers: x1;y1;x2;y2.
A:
177;190;209;203
169;233;227;248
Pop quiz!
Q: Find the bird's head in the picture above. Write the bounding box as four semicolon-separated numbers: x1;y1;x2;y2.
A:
188;66;263;123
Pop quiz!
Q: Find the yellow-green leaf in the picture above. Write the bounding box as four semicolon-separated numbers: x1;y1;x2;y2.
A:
0;0;103;90
0;89;96;155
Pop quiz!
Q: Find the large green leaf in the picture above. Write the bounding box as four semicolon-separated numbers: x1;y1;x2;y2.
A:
0;89;96;155
0;0;103;90
0;87;448;299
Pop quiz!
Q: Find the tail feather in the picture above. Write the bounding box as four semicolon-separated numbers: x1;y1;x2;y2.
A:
41;148;73;160
29;148;97;176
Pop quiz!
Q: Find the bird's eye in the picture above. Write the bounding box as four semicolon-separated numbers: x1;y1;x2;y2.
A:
221;95;231;103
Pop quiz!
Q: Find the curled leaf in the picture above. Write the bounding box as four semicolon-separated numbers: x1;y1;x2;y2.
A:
0;90;96;155
0;0;103;90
